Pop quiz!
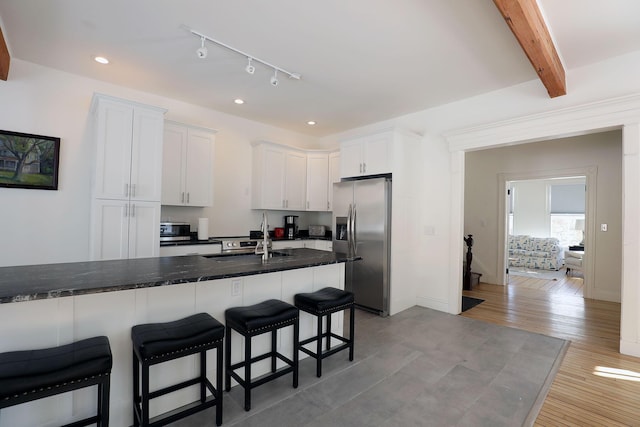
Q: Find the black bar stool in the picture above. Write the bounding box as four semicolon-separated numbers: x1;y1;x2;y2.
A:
131;313;224;427
295;287;355;377
0;336;112;427
225;299;299;411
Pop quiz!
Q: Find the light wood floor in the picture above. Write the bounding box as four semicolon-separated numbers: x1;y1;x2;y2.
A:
462;273;640;426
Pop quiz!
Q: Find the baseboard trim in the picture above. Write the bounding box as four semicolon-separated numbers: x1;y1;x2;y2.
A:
620;338;640;357
416;296;450;313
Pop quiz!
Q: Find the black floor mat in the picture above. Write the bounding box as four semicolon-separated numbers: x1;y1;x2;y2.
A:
462;296;485;312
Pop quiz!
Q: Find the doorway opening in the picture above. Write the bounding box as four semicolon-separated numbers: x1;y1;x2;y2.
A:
506;176;586;297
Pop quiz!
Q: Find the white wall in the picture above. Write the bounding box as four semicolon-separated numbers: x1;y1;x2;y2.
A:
321;50;640;356
0;59;324;267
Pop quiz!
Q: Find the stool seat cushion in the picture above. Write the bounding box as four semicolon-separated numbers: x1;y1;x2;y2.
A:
226;299;298;334
295;287;354;314
0;336;112;399
132;313;224;360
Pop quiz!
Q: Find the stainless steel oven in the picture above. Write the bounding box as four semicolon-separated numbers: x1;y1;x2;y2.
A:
219;237;271;254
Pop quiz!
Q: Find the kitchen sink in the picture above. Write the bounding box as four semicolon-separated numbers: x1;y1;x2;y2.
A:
202;251;291;260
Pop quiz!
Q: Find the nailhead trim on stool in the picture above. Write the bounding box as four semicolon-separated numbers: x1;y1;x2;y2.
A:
294;287;355;377
131;313;224;427
225;299;299;411
0;336;113;427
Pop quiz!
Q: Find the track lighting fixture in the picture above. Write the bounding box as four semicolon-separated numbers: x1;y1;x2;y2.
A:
189;28;301;86
245;57;255;74
196;36;208;59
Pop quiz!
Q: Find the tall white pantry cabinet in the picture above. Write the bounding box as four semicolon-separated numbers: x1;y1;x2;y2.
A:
90;94;166;260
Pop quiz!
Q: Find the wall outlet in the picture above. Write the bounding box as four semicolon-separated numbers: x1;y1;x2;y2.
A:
601;223;608;232
231;279;241;296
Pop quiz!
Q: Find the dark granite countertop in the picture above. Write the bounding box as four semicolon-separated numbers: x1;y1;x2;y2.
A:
0;249;355;304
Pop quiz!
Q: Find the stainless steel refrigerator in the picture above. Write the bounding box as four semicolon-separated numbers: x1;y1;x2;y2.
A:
333;177;391;316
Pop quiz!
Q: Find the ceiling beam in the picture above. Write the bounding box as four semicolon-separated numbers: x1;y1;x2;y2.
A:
0;25;10;81
493;0;566;98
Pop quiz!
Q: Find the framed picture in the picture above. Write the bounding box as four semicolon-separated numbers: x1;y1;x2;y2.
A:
0;129;60;190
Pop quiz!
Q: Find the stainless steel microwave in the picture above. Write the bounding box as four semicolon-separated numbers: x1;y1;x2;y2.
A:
160;222;191;242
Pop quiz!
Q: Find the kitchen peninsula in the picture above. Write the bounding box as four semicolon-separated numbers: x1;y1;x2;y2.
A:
0;249;353;427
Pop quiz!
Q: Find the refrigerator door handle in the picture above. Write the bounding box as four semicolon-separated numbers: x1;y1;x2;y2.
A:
346;204;353;256
351;204;357;255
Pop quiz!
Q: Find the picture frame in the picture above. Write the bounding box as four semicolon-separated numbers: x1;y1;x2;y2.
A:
0;129;60;190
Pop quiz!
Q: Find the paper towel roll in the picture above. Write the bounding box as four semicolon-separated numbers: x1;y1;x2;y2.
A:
198;218;209;240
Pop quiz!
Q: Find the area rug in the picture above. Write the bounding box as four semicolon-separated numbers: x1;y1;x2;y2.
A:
462;295;484;312
510;266;566;280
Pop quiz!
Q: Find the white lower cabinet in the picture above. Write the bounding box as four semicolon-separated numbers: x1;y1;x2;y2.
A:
272;240;332;251
272;240;306;250
91;199;160;260
159;244;222;257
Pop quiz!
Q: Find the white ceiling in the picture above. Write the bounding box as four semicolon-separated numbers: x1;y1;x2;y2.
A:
1;0;639;137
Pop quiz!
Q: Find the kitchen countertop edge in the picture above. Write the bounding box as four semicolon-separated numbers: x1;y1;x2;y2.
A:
0;249;357;304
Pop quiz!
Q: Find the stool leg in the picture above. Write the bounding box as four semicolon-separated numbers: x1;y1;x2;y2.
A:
142;362;150;427
271;329;277;373
200;350;207;403
133;350;140;427
349;304;355;361
326;313;332;351
98;374;110;427
225;326;232;392
316;314;323;377
293;317;299;388
244;334;252;411
216;342;223;427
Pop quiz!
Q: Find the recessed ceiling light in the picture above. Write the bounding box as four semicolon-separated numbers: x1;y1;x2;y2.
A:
234;99;244;105
94;56;109;65
307;121;316;126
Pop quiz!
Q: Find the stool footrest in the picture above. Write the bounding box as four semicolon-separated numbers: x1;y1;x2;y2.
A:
300;341;351;359
147;377;215;400
138;394;220;427
230;365;295;390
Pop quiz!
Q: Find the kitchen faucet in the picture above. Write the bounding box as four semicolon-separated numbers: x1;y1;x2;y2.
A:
255;211;270;262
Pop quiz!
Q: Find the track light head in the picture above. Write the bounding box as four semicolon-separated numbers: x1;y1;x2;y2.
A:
245;58;255;74
270;69;279;87
196;36;208;59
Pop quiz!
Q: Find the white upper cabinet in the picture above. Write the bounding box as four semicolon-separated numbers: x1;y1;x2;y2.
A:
328;151;340;211
340;132;392;178
161;122;216;207
92;95;165;202
306;152;329;211
252;142;306;210
90;94;165;261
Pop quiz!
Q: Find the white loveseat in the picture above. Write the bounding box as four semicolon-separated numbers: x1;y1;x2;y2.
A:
508;235;563;271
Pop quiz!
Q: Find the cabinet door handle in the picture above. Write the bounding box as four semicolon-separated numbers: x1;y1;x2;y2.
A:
363;163;366;173
131;203;136;217
124;204;129;217
124;183;129;198
327;201;330;210
359;163;362;173
131;184;136;198
181;192;185;203
187;192;190;204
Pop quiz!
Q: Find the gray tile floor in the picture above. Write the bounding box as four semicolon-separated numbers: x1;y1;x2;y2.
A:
169;306;568;427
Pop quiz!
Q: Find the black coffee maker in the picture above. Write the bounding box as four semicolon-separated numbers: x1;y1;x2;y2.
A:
284;215;298;240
